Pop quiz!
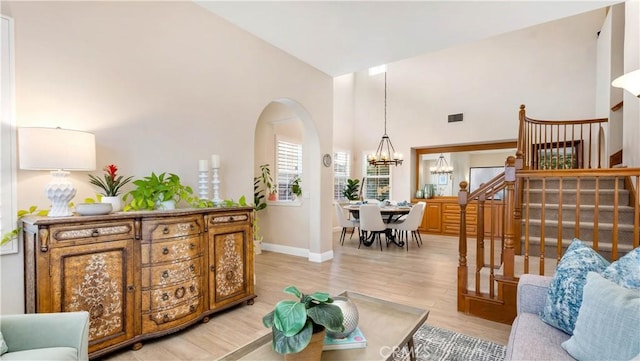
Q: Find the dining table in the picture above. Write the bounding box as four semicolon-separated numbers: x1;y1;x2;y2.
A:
343;204;412;248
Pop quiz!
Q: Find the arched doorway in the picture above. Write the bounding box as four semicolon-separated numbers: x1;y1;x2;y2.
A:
254;98;330;262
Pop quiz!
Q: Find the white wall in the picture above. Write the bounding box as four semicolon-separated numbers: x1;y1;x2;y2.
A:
621;0;640;169
351;9;607;202
0;1;334;314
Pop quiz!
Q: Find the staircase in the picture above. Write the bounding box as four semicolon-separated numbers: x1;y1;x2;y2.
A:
456;105;640;325
522;176;637;265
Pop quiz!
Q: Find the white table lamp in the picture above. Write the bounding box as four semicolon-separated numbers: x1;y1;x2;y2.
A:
612;69;640;98
18;127;96;217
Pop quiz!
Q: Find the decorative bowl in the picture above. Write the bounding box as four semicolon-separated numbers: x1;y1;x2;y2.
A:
75;203;112;216
327;296;359;339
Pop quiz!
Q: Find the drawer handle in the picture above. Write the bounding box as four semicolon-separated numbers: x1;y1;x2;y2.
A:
162;293;169;301
91;229;100;237
189;305;196;312
190;224;195;230
210;265;215;272
189;243;196;250
175;287;186;299
162;247;169;255
190;264;195;272
127;285;135;292
189;285;196;293
163;227;170;234
162;270;169;278
162;314;170;323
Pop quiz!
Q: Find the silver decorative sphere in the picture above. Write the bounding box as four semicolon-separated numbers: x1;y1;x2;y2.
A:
327;296;359;338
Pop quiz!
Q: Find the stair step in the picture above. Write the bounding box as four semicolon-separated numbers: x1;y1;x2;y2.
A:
527;177;625;189
521;236;635;262
525;189;630;206
525;203;636;224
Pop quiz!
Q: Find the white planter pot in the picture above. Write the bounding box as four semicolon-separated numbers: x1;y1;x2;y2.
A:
254;238;263;255
101;196;122;212
156;199;176;210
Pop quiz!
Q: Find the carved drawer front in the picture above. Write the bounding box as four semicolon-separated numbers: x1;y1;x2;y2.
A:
208;212;251;227
141;236;200;265
142;277;201;311
142;259;201;289
49;221;135;246
142;296;202;333
142;216;202;241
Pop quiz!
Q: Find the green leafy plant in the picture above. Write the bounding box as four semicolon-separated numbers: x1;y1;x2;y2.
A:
123;172;193;211
1;206;49;246
260;164;277;195
291;176;302;198
342;178;360;201
262;286;343;355
88;164;133;197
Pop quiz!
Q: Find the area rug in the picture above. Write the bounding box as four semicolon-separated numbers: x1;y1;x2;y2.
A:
395;324;506;361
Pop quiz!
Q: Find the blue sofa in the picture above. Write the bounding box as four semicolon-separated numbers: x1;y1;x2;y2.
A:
0;311;89;361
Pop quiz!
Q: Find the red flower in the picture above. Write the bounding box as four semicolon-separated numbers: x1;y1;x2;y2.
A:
104;164;118;179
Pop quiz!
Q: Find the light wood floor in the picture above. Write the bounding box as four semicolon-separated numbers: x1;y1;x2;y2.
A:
103;232;512;361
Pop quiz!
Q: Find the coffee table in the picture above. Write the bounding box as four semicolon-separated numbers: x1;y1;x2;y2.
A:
217;291;429;361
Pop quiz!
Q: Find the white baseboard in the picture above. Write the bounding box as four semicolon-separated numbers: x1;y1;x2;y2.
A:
261;243;334;263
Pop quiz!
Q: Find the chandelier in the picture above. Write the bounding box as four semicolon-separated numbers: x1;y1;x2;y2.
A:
430;153;453;174
368;72;403;166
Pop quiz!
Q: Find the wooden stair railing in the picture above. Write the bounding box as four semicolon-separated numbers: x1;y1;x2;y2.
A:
457;105;639;325
518;104;608;170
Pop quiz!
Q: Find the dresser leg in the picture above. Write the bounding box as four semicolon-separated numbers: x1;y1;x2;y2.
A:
247;298;255;305
132;342;143;351
202;316;210;323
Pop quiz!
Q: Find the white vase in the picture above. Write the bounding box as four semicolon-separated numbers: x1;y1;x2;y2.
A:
156;199;176;210
101;196;122;212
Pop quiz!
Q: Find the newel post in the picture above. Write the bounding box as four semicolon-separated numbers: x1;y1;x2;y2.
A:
503;156;517;278
457;180;469;312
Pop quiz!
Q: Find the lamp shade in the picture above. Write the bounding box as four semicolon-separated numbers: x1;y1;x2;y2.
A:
612;69;640;98
18;127;96;170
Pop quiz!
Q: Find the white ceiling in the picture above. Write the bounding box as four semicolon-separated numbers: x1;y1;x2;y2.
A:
196;1;621;77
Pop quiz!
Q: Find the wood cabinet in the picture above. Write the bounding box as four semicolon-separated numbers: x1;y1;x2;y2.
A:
413;197;478;236
23;208;255;359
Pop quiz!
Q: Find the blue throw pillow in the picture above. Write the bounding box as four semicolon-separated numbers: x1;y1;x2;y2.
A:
601;247;640;290
539;239;609;335
561;272;640;361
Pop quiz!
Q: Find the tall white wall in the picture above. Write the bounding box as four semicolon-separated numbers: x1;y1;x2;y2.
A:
622;0;640;169
0;1;333;314
351;9;608;201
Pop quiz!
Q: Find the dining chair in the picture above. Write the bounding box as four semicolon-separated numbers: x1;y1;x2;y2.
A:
358;204;387;251
387;202;426;251
335;203;359;246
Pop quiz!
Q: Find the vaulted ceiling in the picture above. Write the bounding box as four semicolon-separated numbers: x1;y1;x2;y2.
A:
196;1;621;77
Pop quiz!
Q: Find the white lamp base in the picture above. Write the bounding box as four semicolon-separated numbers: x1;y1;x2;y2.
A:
46;170;77;217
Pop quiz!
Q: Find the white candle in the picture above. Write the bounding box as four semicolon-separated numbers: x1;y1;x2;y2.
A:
211;154;220;168
198;160;208;171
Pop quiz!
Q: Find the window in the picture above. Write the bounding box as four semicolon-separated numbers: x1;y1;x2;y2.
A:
362;155;390;201
276;136;302;202
1;15;17;255
333;151;350;201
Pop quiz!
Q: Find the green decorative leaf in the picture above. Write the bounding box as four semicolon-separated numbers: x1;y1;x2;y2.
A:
262;310;275;328
272;321;313;354
283;286;302;298
307;291;330;302
307;303;344;332
274;300;306;336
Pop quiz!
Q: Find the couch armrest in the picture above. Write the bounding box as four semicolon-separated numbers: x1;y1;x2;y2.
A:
517;274;552;315
1;311;89;361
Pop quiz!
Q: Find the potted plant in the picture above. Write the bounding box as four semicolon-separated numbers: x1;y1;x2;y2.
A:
342;178;360;202
260;164;278;201
88;164;133;212
263;286;344;359
253;176;267;254
123;172;193;211
291;176;302;200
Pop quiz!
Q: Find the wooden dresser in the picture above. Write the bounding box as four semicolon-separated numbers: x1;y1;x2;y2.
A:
22;207;255;359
